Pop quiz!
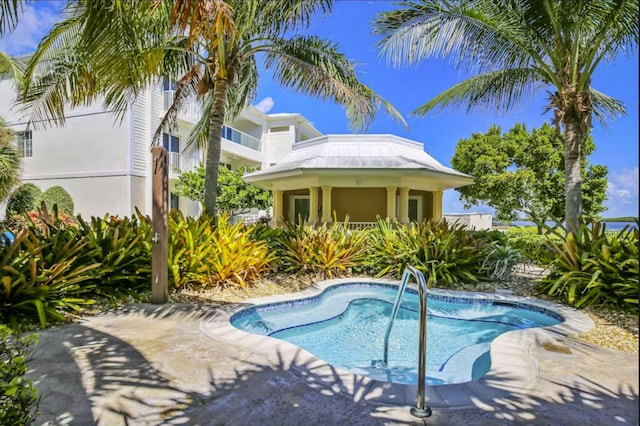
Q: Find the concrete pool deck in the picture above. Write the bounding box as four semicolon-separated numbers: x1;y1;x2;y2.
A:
27;280;639;425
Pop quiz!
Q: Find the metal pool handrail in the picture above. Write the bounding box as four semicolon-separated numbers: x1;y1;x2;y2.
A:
382;265;432;418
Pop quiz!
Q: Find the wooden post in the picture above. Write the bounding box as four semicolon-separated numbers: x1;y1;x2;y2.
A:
151;146;168;304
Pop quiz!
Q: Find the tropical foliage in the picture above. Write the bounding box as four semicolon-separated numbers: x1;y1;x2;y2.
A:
0;325;39;426
538;222;639;310
452;123;607;232
168;211;274;288
374;0;639;230
364;218;487;286
0;116;21;202
21;0;404;217
278;219;367;278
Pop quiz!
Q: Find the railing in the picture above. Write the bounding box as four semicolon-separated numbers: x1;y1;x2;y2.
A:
163;90;201;121
221;125;261;151
341;222;377;230
167;152;197;177
382;266;432;419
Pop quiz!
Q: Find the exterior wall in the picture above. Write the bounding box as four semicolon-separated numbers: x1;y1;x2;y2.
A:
131;175;148;215
27;176;132;218
265;125;295;165
443;213;493;230
331;188;386;222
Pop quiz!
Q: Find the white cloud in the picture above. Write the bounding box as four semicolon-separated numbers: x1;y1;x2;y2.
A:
253;97;274;113
0;2;62;56
605;166;639;217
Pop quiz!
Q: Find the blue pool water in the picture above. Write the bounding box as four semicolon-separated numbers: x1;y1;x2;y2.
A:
231;283;563;385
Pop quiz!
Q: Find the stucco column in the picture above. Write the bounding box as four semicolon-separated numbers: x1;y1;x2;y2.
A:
431;191;443;220
398;187;410;224
321;186;333;223
271;190;284;227
386;186;397;221
309;186;319;224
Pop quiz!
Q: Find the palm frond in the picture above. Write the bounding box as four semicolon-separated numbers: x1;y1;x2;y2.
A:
0;0;24;36
413;68;543;116
225;53;258;121
589;87;627;128
153;63;204;146
246;0;332;35
185;90;214;151
374;1;537;76
263;35;406;131
0;51;24;81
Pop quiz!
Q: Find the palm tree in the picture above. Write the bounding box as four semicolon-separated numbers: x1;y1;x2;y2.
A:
374;0;638;231
0;116;21;201
21;0;404;216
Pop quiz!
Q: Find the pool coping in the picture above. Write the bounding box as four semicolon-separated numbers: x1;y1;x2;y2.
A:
199;277;595;409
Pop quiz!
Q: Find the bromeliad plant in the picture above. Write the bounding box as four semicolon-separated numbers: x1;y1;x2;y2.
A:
365;218;487;286
0;229;98;329
480;244;523;281
538;222;639;310
168;211;274;288
279;219;368;279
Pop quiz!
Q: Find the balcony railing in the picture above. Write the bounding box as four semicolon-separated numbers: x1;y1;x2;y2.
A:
163;90;201;121
221;125;261;151
168;152;198;178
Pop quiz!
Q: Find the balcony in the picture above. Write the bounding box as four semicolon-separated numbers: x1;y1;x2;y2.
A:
221;125;261;152
163;90;201;122
168;152;198;179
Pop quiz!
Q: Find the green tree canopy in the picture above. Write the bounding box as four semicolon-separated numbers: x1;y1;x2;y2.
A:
374;0;638;231
451;123;607;232
176;163;271;218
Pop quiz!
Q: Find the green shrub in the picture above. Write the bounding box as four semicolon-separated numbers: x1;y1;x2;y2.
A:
505;227;558;264
0;325;39;425
470;229;508;246
365;218;488;286
5;183;41;216
37;185;74;215
278;219;367;279
538;222;639;310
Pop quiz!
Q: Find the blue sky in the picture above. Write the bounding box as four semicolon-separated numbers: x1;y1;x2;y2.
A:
2;0;638;218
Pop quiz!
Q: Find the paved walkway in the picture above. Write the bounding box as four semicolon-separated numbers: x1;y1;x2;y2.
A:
27;301;638;425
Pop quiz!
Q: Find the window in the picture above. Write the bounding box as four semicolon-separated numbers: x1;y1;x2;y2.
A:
162;133;180;153
163;77;177;91
170;192;180;210
16;131;32;158
219;162;231;170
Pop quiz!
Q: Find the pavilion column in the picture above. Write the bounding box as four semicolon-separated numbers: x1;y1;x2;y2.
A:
271;189;284;228
386;186;397;221
321;186;333;223
430;191;443;220
398;187;410;224
309;186;319;224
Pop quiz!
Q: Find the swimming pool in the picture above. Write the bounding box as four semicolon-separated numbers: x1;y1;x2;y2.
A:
230;282;563;386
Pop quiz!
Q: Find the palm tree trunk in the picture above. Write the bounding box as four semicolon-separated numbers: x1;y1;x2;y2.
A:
564;120;583;232
203;78;230;217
